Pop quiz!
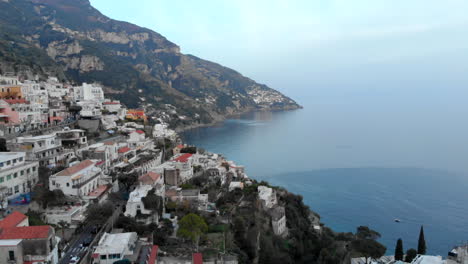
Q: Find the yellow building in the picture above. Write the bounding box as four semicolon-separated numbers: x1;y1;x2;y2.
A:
0;85;23;99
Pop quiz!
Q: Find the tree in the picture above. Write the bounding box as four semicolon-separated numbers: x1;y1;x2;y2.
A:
352;226;386;264
356;226;381;240
85;202;114;226
177;213;208;251
418;226;426;255
57;220;70;241
394;238;404;261
405;248;418;263
351;239;386;264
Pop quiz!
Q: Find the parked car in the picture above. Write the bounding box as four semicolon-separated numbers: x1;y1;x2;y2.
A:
70;256;80;263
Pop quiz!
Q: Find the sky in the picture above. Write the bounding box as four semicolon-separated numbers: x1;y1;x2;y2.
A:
90;0;468;104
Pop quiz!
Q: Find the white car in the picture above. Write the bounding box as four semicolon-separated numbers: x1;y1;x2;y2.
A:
70;256;80;263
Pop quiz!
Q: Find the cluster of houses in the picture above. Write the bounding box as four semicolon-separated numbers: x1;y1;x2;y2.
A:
0;74;147;139
0;75;253;264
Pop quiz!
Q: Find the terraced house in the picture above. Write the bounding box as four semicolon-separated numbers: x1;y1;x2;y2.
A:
0;152;38;200
49;160;104;199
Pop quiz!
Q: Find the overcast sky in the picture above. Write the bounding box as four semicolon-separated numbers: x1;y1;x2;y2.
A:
90;0;468;103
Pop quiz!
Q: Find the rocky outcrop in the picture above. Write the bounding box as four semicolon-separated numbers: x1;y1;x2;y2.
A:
0;0;301;128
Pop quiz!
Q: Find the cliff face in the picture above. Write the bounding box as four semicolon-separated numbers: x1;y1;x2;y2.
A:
0;0;300;127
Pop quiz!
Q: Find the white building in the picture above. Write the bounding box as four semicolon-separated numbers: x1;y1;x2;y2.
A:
55;128;87;149
45;206;87;228
125;185;160;224
169;153;194;182
258;186;277;209
128;130;153;150
77;100;102;118
49;160;103;198
21;81;49;124
92;232;138;264
152;123;176;140
73;83;104;103
102;101;121;113
0;75;19;85
0;152;39;200
8;134;64;167
41;77;70;98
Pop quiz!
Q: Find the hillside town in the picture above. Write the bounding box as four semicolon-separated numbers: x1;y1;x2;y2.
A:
0;74;466;264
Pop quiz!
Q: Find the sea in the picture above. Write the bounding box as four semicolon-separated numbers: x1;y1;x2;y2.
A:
181;96;468;255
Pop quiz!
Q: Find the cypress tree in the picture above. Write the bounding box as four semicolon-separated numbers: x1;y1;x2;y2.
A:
417;226;427;255
394;238;404;261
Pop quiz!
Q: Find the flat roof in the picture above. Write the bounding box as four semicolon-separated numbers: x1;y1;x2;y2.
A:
0;239;22;246
94;232;137;254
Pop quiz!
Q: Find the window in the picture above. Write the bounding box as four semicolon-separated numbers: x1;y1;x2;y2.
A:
14;185;19;193
0;177;3;183
19;157;23;162
27;168;30;173
6;160;11;165
21;170;24;176
0;162;3;167
66;183;70;187
32;166;36;172
13;173;17;178
12;159;16;164
6;175;11;180
8;250;15;261
100;255;107;260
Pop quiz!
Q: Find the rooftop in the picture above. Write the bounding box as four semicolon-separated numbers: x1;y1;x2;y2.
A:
135;130;145;134
94;232;137;255
172;153;193;163
56;160;95;177
0;211;27;229
0;225;51;239
0;239;22;246
118;146;132;154
138;172;161;185
86;185;109;198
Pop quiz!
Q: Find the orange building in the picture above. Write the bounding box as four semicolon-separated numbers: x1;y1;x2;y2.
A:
0;85;23;99
125;109;147;122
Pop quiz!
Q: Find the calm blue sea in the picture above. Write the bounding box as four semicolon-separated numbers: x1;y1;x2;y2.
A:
181;100;468;255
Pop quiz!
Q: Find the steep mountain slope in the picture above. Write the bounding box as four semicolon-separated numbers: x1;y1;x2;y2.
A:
0;0;300;127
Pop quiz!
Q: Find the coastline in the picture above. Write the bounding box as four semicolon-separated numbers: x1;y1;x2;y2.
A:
175;105;303;133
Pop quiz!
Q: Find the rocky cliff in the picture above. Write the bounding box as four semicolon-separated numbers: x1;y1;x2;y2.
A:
0;0;301;127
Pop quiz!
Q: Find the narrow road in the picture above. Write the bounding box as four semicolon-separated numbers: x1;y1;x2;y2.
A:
59;225;95;264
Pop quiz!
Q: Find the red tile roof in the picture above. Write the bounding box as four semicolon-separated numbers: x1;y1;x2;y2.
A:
87;185;109;198
0;211;27;229
148;245;158;264
135;130;145;134
176;144;184;149
0;225;51;239
103;101;120;105
104;141;115;145
4;99;29;104
172;153;193;163
118;147;131;153
138;172;161;185
95;160;105;166
193;253;203;264
56;160;94;176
